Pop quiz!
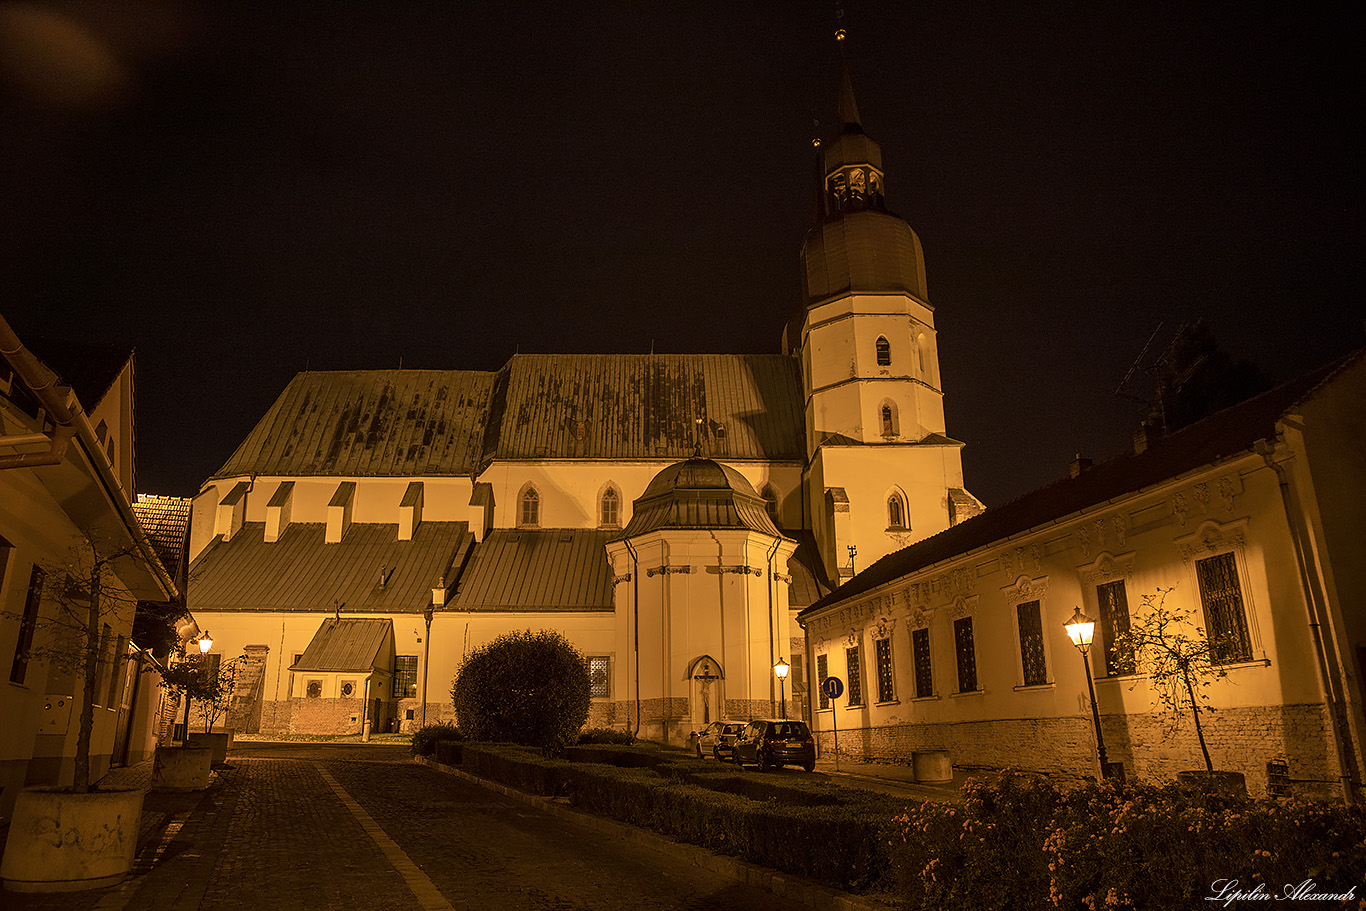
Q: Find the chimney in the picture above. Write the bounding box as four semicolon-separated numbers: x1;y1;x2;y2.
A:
1069;453;1093;478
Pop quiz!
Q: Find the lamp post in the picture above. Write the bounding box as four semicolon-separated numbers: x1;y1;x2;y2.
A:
180;631;213;741
773;657;789;719
1064;607;1111;779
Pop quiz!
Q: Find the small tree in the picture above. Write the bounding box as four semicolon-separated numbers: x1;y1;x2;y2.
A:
159;656;222;739
1113;586;1229;773
451;629;591;754
3;539;177;792
195;657;240;733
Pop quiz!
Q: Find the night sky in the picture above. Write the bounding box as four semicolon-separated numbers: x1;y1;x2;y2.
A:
3;2;1361;507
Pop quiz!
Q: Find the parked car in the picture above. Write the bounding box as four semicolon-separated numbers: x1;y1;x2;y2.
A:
732;719;816;772
694;721;744;761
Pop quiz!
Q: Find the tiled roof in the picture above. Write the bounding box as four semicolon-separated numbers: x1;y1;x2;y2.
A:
23;337;132;410
483;354;805;463
292;618;392;672
211;370;494;480
133;494;192;584
189;521;471;613
451;529;616;612
801;349;1363;616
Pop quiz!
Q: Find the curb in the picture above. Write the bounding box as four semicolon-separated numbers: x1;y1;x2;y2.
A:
413;755;897;911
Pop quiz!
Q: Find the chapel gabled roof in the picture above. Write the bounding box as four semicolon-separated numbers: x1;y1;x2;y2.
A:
801;348;1365;616
292;618;392;673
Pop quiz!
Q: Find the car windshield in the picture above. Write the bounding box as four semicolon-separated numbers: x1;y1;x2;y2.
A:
724;724;742;734
771;722;809;738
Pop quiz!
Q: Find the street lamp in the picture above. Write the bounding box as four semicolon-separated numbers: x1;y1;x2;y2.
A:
198;631;213;654
773;657;789;719
1064;607;1112;779
180;631;214;742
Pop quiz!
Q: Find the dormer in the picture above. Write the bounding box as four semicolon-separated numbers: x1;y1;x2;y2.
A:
326;482;355;543
265;481;294;542
399;482;423;541
215;481;250;542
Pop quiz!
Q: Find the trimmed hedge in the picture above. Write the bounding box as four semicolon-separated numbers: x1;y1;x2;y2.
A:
410;722;462;757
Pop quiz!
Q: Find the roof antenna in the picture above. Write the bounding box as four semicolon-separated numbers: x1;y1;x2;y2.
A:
333;598;344;621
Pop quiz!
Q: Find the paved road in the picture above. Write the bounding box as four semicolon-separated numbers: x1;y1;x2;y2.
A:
3;743;814;911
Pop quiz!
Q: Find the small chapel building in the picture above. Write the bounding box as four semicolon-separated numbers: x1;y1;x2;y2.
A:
184;63;982;744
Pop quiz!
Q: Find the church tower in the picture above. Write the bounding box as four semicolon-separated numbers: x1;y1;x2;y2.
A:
793;32;980;583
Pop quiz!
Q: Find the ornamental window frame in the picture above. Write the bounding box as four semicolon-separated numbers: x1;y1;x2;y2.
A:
873;636;896;704
1077;550;1139;678
910;626;934;698
1175;517;1264;664
887;490;908;530
1002;574;1053;690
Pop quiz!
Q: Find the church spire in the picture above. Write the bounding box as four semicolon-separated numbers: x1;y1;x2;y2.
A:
835;27;861;131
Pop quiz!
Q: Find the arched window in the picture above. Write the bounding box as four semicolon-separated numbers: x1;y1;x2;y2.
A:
875;336;891;367
888;494;906;529
520;487;540;527
760;483;780;524
600;487;620;527
916;333;929;374
880;403;897;437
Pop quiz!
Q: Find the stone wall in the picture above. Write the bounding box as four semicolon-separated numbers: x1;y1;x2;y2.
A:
817;703;1342;798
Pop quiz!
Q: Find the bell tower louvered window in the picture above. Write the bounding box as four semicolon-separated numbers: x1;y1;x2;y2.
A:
875;336;891;366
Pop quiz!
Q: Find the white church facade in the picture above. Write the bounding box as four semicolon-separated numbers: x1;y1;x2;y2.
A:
184;69;982;745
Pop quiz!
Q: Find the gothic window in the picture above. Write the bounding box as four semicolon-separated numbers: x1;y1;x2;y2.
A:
880;402;898;437
586;656;611;698
1195;552;1253;663
760;484;780;524
845;646;863;706
600;487;620;527
1016;600;1048;686
1096;580;1135;676
875;336;891;366
519;487;540;527
912;628;933;698
874;638;895;703
888;494;906;529
954;617;978;693
816;653;829;709
394;656;418;698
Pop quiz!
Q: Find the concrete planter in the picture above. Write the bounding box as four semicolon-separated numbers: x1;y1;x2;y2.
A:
151;745;213;791
187;732;234;767
1177;770;1247;797
0;787;145;892
912;750;953;783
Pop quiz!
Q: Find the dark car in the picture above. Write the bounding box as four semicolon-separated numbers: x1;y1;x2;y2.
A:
732;719;816;771
694;721;744;761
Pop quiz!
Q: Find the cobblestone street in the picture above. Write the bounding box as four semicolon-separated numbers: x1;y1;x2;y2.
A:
2;743;852;911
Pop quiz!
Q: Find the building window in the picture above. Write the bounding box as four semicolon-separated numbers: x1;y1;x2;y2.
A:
1096;580;1135;675
912;627;933;697
519;487;539;527
1195;552;1253;662
760;484;780;524
340;680;356;698
816;653;829;709
9;564;44;685
600;488;620;527
874;638;895;703
1016;600;1048;686
888;494;906;529
954;617;978;693
306;680;322;698
875;336;891;366
880;402;897;436
845;645;863;706
586;656;610;698
394;655;418;698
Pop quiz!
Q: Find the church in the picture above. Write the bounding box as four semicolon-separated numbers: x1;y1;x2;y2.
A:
184;60;983;744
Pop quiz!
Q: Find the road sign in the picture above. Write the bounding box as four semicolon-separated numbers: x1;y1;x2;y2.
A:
821;676;844;699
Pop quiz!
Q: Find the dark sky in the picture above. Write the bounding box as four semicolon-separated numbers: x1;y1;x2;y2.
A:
3;2;1361;506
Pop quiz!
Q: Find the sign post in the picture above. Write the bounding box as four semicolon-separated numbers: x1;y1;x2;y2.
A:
821;676;844;772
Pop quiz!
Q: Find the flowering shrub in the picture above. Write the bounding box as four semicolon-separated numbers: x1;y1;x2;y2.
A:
890;771;1366;910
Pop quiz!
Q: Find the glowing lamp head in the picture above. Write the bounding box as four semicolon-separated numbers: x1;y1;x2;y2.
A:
774;657;790;680
198;631;213;654
1064;608;1095;651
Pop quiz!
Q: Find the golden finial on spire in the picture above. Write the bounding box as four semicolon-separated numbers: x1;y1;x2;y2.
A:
835;28;847;43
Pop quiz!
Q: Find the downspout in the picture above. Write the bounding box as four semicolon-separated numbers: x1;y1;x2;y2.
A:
1257;441;1360;803
765;536;781;716
624;538;640;735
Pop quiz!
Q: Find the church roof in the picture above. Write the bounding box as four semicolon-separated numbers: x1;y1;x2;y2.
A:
483;354;805;464
211;370;494;480
801;350;1364;616
291;618;392;673
621;456;783;538
450;528;616;612
189;521;471;613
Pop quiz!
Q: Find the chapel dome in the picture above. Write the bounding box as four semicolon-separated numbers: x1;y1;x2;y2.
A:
621;457;782;539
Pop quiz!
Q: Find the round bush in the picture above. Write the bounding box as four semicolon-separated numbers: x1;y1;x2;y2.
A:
451;630;591;754
410;722;462;756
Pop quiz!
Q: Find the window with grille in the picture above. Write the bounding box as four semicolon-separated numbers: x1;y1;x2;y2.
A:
954;617;978;693
1195;552;1253;662
9;564;43;685
394;655;418;697
874;638;895;703
846;646;863;705
520;488;539;526
888;495;906;529
881;403;897;436
1097;580;1135;675
600;489;620;527
875;336;891;366
587;656;610;698
912;628;933;697
816;653;829;709
1016;600;1048;686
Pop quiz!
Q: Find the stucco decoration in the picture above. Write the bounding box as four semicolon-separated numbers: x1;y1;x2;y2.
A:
1078;551;1136;586
910;603;936;628
612;572;632;585
646;563;693;577
1112;515;1127;546
1173;492;1190;527
874;615;896;640
1192;481;1210;512
1176;517;1249;565
845;627;861;648
1078;525;1091;558
1219;475;1238;512
945;594;979;620
1002;573;1050;605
